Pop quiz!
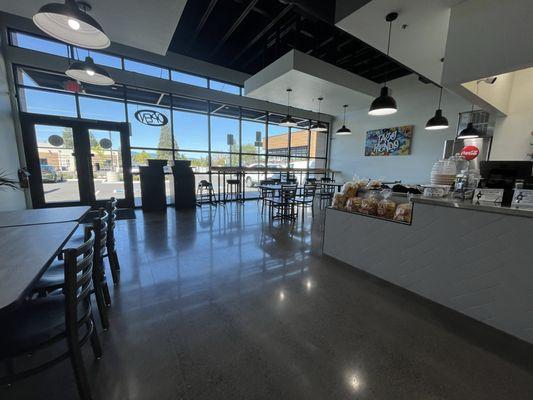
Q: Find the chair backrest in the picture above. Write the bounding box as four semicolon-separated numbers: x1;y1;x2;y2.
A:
281;184;297;200
303;184;317;197
198;180;211;187
90;208;108;269
259;179;275;185
63;228;95;329
321;184;336;194
271;178;281;184
285;178;298;184
305;178;317;185
105;198;117;252
321;177;333;183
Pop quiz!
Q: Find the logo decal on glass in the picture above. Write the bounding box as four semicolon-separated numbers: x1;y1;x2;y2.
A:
134;109;168;126
99;138;112;149
48;135;64;147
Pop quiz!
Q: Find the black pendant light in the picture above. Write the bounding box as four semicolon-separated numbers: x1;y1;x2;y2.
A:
425;87;449;130
279;88;297;127
33;0;110;49
66;56;114;85
336;105;351;135
369;12;398;116
310;97;327;132
458;82;480;139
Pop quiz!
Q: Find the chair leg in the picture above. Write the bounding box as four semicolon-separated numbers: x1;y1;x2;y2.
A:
67;331;92;400
94;284;110;331
88;317;102;360
109;251;121;286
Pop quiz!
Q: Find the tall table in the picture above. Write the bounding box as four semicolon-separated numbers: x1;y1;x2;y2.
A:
0;206;90;228
0;222;79;311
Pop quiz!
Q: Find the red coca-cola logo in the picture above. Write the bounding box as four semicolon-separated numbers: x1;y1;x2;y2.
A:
460;145;480;161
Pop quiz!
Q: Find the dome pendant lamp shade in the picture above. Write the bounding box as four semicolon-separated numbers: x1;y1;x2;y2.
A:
369;12;398;116
457;122;480;139
279;88;297;127
66;56;114;85
310;97;328;132
336;105;351;135
33;0;111;49
369;86;397;116
425;87;449;130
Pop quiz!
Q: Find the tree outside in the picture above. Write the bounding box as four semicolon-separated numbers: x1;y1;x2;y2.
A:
157;125;177;161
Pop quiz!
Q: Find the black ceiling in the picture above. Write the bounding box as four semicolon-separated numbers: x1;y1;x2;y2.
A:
169;0;412;83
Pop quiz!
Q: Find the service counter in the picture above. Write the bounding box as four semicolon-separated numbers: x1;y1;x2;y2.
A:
323;196;533;344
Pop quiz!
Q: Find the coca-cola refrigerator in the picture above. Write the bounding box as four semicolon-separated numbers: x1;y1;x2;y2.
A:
442;137;492;171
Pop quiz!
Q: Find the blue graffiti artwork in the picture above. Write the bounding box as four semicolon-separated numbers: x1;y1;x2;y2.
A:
364;125;413;156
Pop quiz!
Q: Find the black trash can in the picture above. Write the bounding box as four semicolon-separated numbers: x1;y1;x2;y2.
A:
139;159;167;212
169;160;196;209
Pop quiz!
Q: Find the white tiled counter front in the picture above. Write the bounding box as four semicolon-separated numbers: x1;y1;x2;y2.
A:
323;203;533;344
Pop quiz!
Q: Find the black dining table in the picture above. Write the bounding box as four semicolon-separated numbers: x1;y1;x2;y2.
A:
0;206;90;312
0;206;90;228
0;222;79;311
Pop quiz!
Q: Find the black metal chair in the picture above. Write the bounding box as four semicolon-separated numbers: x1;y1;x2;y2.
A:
318;180;335;209
101;199;120;287
268;184;297;221
33;209;111;331
292;184;317;220
258;179;275;213
0;230;102;400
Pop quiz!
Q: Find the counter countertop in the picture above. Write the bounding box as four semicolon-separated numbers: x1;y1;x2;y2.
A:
410;195;533;218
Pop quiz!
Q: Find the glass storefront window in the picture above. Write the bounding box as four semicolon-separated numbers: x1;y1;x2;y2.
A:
210;152;239;167
127;103;173;149
171;70;207;88
310;129;328;158
209;80;241;95
10;31;69;57
34;124;79;202
172;110;208;151
124;59;170;80
242;119;266;157
210;115;240;153
79;96;126;122
19;88;77;117
73;48;122;69
290;128;310;157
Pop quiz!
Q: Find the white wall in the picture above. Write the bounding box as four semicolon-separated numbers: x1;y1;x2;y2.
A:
0;46;25;211
443;0;533;87
329;74;470;184
490;68;533;161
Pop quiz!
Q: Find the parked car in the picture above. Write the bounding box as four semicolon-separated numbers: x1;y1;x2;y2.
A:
40;165;63;183
244;163;283;187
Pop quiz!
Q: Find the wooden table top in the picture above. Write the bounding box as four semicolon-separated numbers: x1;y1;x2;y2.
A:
0;222;79;311
0;206;90;228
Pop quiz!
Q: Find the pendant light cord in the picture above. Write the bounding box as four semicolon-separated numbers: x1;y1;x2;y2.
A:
287;90;290;115
343;105;347;125
384;20;392;87
438;87;443;109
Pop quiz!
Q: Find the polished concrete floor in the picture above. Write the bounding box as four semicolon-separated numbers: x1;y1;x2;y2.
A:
2;203;533;399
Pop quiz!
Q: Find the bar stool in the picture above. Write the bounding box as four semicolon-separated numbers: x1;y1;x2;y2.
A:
224;176;243;203
196;180;216;206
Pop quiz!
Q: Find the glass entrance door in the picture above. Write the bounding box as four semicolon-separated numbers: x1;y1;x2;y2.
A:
21;114;134;209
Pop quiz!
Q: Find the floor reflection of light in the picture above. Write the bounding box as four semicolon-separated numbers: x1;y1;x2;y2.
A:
345;371;363;393
279;290;285;301
350;375;361;391
306;279;312;290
